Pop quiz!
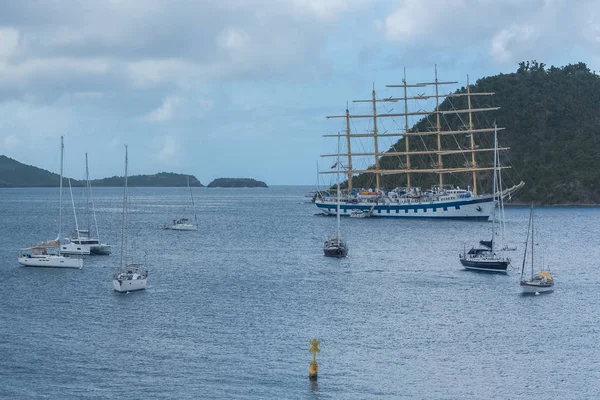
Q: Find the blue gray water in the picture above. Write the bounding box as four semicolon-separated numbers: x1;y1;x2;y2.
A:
1;186;599;399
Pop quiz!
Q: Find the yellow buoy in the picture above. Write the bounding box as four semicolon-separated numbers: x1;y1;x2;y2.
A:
308;339;320;379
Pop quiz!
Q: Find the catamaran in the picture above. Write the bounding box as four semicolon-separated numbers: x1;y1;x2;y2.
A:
19;136;83;269
315;67;524;220
62;154;112;255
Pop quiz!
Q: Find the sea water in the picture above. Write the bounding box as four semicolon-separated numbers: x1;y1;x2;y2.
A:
1;186;599;399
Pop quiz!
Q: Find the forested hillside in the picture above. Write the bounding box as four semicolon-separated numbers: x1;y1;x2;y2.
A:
0;156;202;187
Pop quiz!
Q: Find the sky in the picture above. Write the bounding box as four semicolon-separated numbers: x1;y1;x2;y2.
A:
0;0;598;185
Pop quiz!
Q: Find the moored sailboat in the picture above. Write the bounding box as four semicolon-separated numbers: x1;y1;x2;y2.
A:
460;125;511;272
113;146;148;292
520;205;554;294
324;136;348;258
18;136;83;269
164;176;198;231
316;67;524;219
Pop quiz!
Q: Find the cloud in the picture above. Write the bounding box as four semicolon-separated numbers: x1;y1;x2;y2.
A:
155;135;181;164
0;27;19;60
142;95;181;122
2;134;18;149
381;0;600;66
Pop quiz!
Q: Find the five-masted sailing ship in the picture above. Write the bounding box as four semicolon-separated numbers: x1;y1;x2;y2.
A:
315;67;524;220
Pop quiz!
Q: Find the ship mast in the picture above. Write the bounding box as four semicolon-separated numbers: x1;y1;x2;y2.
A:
467;76;477;195
371;85;380;190
403;68;411;190
345;105;353;190
322;69;509;189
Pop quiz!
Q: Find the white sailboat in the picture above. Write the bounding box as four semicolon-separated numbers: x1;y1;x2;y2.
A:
113;145;148;292
520;205;554;294
164;176;198;231
323;135;348;258
19;136;83;269
63;154;112;255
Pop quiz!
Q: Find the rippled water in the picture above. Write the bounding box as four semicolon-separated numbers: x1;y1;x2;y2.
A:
1;186;599;399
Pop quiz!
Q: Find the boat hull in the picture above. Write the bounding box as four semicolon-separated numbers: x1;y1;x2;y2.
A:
113;277;147;292
520;282;554;294
460;258;509;273
324;247;348;258
18;255;83;269
315;195;495;220
168;224;197;231
90;244;112;255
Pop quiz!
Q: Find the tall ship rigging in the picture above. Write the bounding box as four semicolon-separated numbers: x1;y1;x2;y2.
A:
315;67;524;220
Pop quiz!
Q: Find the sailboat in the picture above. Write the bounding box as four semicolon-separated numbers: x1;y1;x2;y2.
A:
520;205;554;294
113;145;148;292
459;125;511;272
323;135;348;258
315;67;524;219
62;154;112;255
164;176;198;231
18;136;83;269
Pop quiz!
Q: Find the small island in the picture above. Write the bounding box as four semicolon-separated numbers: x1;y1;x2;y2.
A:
207;178;268;188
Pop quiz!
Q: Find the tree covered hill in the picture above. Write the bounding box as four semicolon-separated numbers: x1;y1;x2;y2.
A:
350;62;600;205
207;178;268;188
0;155;203;187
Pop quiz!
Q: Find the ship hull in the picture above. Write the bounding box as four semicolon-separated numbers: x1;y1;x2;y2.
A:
520;282;554;294
460;258;509;273
315;195;495;220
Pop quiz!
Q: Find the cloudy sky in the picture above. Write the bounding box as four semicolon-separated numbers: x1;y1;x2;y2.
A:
0;0;598;185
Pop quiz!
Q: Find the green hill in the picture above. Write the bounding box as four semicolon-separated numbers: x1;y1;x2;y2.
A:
349;61;600;205
0;155;203;187
207;178;268;188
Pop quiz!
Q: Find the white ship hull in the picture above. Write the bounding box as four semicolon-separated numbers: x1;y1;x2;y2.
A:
316;195;495;220
18;255;83;269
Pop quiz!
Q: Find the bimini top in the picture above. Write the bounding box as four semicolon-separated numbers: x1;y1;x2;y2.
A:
20;247;50;255
535;271;553;281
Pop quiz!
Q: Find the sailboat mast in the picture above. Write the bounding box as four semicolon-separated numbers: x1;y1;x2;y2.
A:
86;155;101;241
371;85;380;190
68;178;81;238
85;153;90;233
120;145;128;270
531;204;535;280
520;205;533;281
59;136;64;254
403;67;411;190
336;134;341;241
435;65;443;188
345;105;353;190
188;175;198;228
467;76;477;195
491;125;498;254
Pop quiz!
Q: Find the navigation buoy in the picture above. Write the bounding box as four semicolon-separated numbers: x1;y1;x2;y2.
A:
309;339;320;379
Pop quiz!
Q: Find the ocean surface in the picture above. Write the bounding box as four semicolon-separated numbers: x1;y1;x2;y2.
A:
1;185;599;399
